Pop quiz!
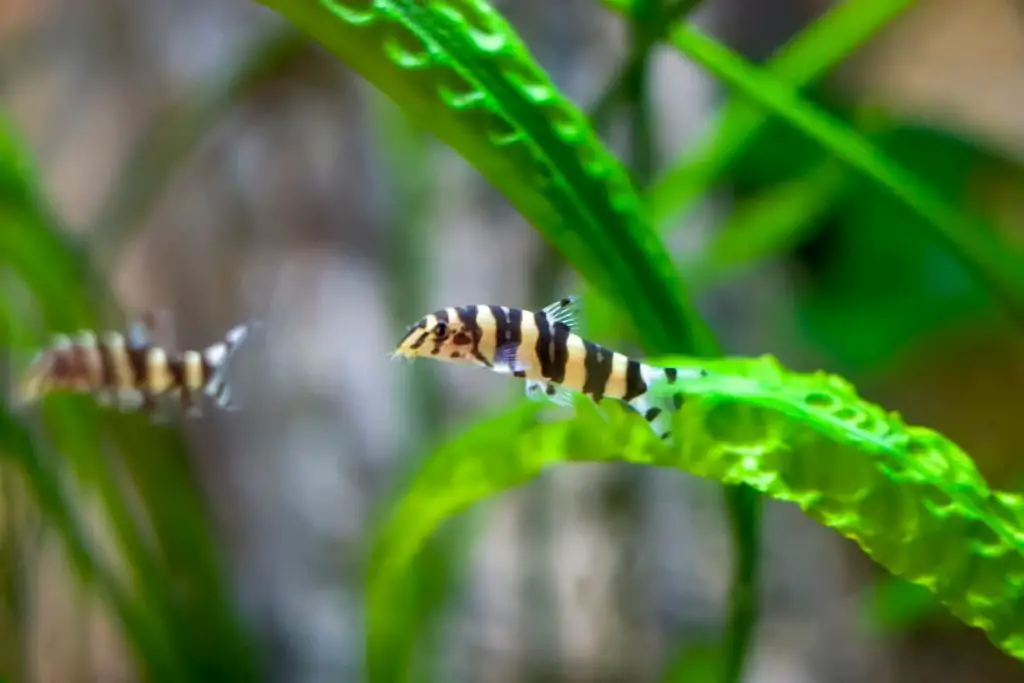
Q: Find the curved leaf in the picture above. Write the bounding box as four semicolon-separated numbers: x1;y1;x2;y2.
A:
251;0;716;356
369;356;1024;675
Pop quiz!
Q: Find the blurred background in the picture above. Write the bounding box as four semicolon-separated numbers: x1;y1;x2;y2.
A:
3;0;1024;681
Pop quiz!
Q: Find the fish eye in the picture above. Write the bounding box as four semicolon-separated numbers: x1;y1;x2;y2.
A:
434;321;448;338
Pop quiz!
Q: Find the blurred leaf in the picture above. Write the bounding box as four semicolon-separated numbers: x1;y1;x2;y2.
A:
366;89;460;680
647;22;1024;329
588;0;706;137
366;401;544;683
644;0;919;228
660;639;724;683
680;158;847;290
371;354;1024;677
790;127;1002;369
0;116;261;681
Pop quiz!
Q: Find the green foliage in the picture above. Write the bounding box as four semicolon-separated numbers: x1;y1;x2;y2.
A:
371;356;1024;675
644;0;919;228
655;23;1024;327
245;0;1024;681
0;116;262;682
9;0;1024;679
253;0;716;357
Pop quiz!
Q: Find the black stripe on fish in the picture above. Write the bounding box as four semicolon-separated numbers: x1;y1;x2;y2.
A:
457;305;492;367
582;340;614;402
550;321;571;384
533;310;554;380
506;307;523;350
623;359;647;402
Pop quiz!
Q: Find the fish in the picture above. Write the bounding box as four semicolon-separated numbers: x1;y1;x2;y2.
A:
391;296;706;440
12;314;256;421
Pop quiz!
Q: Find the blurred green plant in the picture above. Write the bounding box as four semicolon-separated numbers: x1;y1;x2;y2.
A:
0;115;262;682
7;0;1024;679
245;0;1024;681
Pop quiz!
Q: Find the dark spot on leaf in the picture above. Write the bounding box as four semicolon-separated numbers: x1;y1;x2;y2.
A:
805;392;834;408
833;407;858;421
906;438;928;455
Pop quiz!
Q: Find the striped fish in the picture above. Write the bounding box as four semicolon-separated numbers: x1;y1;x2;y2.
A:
13;316;254;421
392;296;705;440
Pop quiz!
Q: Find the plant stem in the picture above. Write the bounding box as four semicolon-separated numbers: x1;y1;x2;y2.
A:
618;4;762;683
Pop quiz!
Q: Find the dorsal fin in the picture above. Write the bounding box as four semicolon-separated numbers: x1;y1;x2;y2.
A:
127;309;176;351
541;296;580;330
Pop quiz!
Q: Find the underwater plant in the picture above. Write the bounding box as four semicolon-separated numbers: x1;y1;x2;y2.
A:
243;0;1024;680
5;0;1024;681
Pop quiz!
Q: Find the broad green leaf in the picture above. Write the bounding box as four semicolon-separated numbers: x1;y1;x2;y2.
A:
370;356;1024;672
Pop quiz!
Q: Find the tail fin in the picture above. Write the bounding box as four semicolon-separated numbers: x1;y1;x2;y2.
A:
628;363;701;442
8;349;50;412
202;320;260;411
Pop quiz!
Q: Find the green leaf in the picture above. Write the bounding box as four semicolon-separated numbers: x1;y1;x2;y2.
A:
660;639;725;683
250;0;716;356
370;355;1024;669
679;158;847;290
861;575;943;635
655;23;1024;326
0;116;260;681
645;0;919;227
793;127;1001;369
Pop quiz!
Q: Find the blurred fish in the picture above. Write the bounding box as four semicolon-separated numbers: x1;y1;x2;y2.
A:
12;314;256;421
393;296;706;440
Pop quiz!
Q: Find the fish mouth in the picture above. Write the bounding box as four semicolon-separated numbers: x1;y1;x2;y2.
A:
389;336;420;361
393;320;430;358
